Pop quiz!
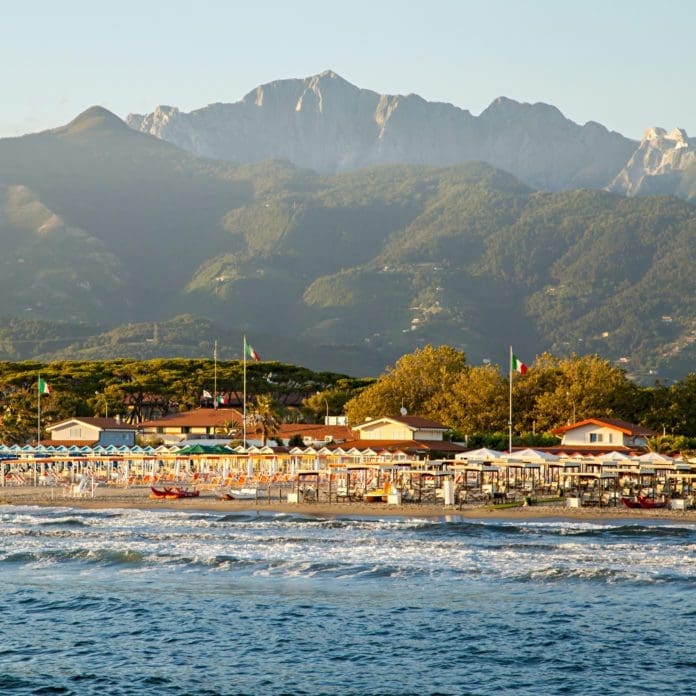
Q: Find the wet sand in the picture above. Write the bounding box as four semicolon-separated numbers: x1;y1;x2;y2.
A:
1;485;695;522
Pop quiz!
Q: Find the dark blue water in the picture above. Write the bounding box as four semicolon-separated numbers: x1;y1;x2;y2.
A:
0;506;694;695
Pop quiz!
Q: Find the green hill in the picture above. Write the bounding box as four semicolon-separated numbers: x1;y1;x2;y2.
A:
0;108;694;379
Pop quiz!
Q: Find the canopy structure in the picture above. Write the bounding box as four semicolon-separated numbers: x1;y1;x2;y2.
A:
176;443;232;455
455;448;503;461
511;448;560;462
636;452;674;464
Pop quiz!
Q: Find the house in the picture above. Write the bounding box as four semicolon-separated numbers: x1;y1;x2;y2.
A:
352;415;449;442
139;408;244;444
552;418;658;451
277;423;353;447
339;415;467;456
45;417;137;447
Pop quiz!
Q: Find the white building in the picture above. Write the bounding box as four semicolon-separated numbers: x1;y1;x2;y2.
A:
552;418;657;449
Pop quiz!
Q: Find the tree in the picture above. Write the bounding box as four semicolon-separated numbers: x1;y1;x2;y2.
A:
667;374;696;436
249;394;282;446
302;378;371;422
442;365;508;434
344;345;466;425
516;353;639;432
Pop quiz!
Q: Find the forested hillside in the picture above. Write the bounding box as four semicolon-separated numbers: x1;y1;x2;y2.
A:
0;109;694;379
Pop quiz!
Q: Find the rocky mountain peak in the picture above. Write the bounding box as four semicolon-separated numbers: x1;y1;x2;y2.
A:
126;71;640;190
608;126;695;196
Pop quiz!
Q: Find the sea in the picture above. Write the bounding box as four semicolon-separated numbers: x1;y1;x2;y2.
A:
0;506;694;696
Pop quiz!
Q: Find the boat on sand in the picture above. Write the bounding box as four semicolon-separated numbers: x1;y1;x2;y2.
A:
217;487;258;501
621;495;669;510
149;485;200;500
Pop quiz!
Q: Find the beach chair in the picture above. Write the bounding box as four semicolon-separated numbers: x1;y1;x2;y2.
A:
71;475;92;498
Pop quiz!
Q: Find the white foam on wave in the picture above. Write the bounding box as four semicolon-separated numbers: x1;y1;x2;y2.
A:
1;507;694;584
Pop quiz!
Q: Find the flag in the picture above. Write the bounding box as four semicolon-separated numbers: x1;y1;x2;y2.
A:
244;338;261;362
216;394;227;406
202;389;213;399
38;377;51;395
512;353;528;375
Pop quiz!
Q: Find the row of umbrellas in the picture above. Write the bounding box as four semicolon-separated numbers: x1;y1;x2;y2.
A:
456;447;692;465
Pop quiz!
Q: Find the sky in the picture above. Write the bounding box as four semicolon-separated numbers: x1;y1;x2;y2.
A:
2;0;694;140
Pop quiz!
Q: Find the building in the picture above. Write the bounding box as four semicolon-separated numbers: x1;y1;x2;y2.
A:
339;415;467;457
277;422;353;447
45;417;137;447
139;408;245;444
551;418;658;451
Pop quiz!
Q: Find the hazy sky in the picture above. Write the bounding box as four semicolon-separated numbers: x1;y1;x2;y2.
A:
2;0;694;140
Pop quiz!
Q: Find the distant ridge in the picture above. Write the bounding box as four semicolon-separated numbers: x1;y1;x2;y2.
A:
127;70;636;191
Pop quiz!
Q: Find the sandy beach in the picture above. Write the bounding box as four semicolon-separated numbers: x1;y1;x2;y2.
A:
2;485;695;522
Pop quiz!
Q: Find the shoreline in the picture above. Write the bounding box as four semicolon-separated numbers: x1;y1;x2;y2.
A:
2;486;695;523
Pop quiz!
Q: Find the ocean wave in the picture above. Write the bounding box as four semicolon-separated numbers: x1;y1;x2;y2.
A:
558;524;696;540
1;547;149;567
514;564;694;585
38;517;92;528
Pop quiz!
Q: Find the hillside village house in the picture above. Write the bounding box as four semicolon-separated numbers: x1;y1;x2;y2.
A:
45;417;137;447
551;418;658;452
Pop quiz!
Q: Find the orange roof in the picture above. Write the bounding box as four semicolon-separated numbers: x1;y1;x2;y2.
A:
353;415;449;431
140;408;244;428
531;445;635;455
336;439;467;453
277;423;353;441
552;418;658;437
40;439;98;447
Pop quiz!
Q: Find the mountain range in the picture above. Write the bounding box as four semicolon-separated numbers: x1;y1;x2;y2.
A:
0;73;694;379
127;70;696;201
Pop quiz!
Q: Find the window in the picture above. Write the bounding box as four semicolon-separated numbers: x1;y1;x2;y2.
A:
589;433;603;443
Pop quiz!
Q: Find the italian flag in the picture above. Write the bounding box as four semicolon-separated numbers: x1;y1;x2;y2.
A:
512;353;527;375
245;338;261;362
38;377;51;395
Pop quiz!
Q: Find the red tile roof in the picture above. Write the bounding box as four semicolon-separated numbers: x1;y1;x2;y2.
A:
552;418;658;437
354;415;448;431
277;423;353;441
335;439;467;453
140;408;244;428
40;439;98;447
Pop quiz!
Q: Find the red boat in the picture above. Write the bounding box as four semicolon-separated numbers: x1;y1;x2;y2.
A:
621;495;668;509
637;495;668;509
150;486;200;500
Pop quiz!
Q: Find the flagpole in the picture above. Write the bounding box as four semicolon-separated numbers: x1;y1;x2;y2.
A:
508;346;513;454
37;373;41;446
213;340;218;409
243;335;247;446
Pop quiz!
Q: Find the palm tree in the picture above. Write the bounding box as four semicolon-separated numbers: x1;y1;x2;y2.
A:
250;394;282;446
